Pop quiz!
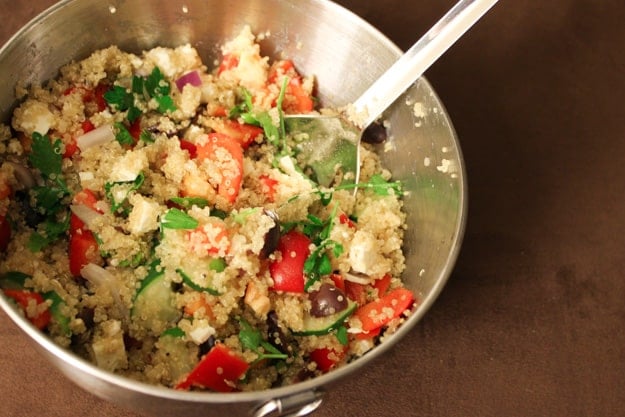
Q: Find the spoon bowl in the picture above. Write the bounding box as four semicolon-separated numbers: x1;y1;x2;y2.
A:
287;0;498;187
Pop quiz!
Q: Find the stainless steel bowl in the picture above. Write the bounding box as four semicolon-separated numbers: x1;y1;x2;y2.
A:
0;0;467;416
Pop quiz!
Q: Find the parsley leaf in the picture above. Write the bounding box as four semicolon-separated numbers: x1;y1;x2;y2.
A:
104;85;134;112
114;122;135;146
27;216;70;252
160;208;199;230
104;172;145;214
238;319;288;362
334;173;403;196
168;196;209;209
301;206;343;291
29;132;62;178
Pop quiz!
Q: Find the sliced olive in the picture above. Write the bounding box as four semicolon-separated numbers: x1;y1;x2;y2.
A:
361;122;387;144
261;210;280;258
309;283;348;317
267;310;288;354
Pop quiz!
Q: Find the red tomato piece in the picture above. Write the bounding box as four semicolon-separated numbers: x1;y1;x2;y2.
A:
373;274;392;297
259;174;278;202
129;117;142;141
218;54;239;75
353;288;415;332
196;133;244;203
3;289;51;329
212;119;263;149
70;189;100;234
329;273;345;292
0;215;11;252
179;139;198;159
176;344;249;392
310;347;346;373
269;230;311;293
344;281;367;306
93;83;109;112
69;230;102;277
338;213;356;229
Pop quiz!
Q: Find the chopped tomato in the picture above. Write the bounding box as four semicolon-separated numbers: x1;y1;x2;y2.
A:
129;117;142;141
329;273;345;292
179;139;198;159
196;133;244;203
218;54;239;75
206;104;228;117
259;174;278;202
70;189;100;234
310;347;346;373
339;213;356;229
353;288;414;332
0;215;11;252
353;326;381;340
176;343;249;392
211;119;263;149
3;289;51;329
186;221;230;257
269;230;310;293
93;83;109;112
184;294;215;319
268;60;314;113
373;274;392;297
69;230;102;277
344;281;367;306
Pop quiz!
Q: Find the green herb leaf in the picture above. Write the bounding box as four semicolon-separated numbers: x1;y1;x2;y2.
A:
140;130;155;143
336;325;348;346
168;196;209;209
161;208;199;230
104;172;145;214
27;216;70;252
104;85;134;111
29;133;62;178
238;319;288;362
114;122;135;146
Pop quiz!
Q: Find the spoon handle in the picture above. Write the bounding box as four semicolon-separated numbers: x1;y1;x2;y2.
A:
351;0;498;127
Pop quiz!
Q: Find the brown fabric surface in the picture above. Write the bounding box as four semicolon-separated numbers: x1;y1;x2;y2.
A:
2;1;624;416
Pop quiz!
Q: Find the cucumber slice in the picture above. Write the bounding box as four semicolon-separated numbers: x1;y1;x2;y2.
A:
292;300;357;336
132;263;181;334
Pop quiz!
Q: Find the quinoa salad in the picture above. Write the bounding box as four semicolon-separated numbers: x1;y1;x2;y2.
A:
0;26;414;392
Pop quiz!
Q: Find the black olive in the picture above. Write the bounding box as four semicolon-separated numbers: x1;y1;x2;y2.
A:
361;122;387;144
309;283;348;317
261;210;280;259
267;310;288;354
199;335;216;357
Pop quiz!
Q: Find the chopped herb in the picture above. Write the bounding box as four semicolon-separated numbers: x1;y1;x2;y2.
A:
29;133;63;178
238;319;288;362
27;216;70;252
140;130;155;143
335;173;403;196
104;172;145;214
114;122;135;146
103;85;134;112
161;327;186;338
104;66;176;123
336;324;349;346
232;208;258;225
168;196;209;209
301;206;343;291
160;208;199;230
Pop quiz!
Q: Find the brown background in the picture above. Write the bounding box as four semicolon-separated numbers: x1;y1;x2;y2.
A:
1;1;624;416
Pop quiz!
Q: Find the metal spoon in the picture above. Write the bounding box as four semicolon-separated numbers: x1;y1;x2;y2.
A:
285;0;498;187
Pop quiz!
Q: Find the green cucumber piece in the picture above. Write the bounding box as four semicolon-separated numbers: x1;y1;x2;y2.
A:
292;300;357;336
132;263;180;333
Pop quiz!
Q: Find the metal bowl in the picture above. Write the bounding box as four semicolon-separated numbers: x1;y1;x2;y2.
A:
0;0;467;416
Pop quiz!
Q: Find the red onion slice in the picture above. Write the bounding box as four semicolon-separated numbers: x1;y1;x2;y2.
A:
76;124;115;151
175;70;202;91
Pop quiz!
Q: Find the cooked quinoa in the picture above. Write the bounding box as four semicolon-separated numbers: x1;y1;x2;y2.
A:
0;26;413;391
